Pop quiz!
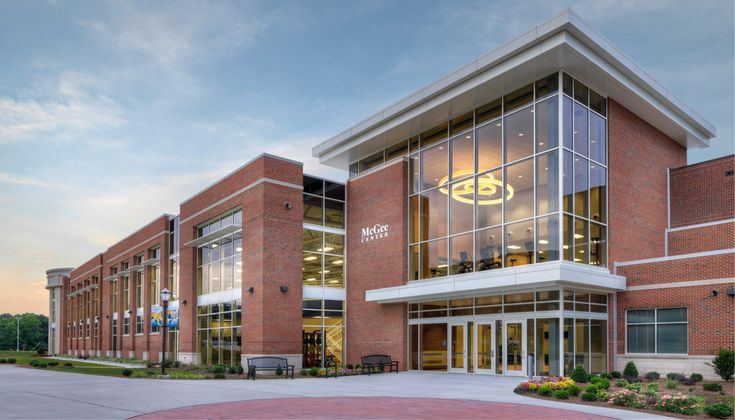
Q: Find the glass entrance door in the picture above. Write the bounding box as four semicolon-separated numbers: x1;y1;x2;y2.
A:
504;320;526;376
475;322;494;374
448;323;467;373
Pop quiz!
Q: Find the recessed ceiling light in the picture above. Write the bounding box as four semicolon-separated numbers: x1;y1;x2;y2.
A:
466;135;471;139
236;247;242;252
574;234;584;239
496;123;502;126
539;142;544;146
518;133;524;137
304;256;317;261
538;239;549;244
507;245;521;250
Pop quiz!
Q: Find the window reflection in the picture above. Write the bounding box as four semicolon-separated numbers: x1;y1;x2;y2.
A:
574;218;589;264
504;107;534;162
421;142;448;190
590;164;607;223
574;157;589;218
590;223;607;267
475;169;503;229
420;188;448;241
476;226;503;271
505;219;534;267
450;133;474;180
536;96;558;152
573;103;588;156
476;121;502;172
505;159;534;222
536;151;559;215
450;233;474;275
590;112;606;165
537;215;560;262
421;239;448;278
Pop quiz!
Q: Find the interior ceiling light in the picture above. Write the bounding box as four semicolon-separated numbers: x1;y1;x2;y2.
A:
507;245;521;250
438;170;513;205
574;234;584;239
538;239;549;244
304;256;317;261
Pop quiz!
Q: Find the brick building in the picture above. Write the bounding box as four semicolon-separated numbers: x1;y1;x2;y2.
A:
46;10;733;379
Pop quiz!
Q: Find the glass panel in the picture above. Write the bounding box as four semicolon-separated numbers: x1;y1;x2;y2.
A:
574;157;589;218
590;223;607;267
573;103;588;156
421;323;447;371
477;324;492;370
590;319;607;374
303;194;323;225
475;226;503;271
324;233;344;255
409;154;419;194
410;324;419;370
324;199;344;228
537;318;560;376
450;111;474;136
385;140;408;162
451;324;465;369
360;151;384;172
590;164;606;223
209;262;221;293
476;98;502;125
505;159;534;222
303;176;324;195
575;319;590;372
409;244;419;281
475;169;503;228
504;106;534;162
536;151;559;215
505;219;534;267
222;258;233;290
535;74;558;98
324;181;345;201
503;83;533;112
303;229;322;253
628;309;655;323
574;218;589;264
657;324;687;354
627;324;655;353
657;308;687;323
589;112;606;165
537;215;560;262
234;254;242;289
323;255;344;288
421;239;448;279
562;73;573;97
420;123;448;149
536;96;559;152
450;233;474;275
421;142;448;191
408;135;419;153
420;188;448;241
476;120;503;172
563;214;573;261
563;96;573;149
506;322;523;372
450;132;474;180
504;292;534;303
590;90;606;116
564;318;574;376
563;150;573;213
573;79;589;105
302;253;322;286
448;181;473;235
409;195;419;243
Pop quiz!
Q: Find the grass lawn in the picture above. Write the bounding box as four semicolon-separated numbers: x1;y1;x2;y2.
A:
0;351;155;377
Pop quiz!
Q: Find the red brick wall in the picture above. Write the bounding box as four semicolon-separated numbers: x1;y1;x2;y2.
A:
667;222;735;256
670;155;735;228
346;160;408;368
616;284;734;356
67;254;103;355
616;253;734;287
607;99;687;265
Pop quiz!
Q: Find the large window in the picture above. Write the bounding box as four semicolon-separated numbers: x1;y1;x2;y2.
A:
197;301;242;366
404;72;606;281
303;176;345;229
197;210;243;295
626;308;687;354
302;299;345;368
303;229;344;288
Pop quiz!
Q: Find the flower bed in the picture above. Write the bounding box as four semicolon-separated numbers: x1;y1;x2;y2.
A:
515;367;734;419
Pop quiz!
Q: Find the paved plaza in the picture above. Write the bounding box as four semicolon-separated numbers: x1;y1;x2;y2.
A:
0;365;671;419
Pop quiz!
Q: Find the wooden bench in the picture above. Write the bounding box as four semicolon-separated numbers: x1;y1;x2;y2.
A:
246;356;294;380
360;354;399;375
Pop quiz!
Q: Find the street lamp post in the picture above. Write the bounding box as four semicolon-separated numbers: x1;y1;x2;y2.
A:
16;316;20;352
160;288;171;376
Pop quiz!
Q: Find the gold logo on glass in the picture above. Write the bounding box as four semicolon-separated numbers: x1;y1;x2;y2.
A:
437;170;513;205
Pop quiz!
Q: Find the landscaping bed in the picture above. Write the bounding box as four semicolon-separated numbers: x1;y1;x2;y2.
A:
514;356;734;419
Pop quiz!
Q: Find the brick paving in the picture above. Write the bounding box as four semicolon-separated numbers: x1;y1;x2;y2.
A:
134;397;613;419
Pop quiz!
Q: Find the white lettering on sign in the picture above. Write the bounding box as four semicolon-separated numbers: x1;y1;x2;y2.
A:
360;224;390;243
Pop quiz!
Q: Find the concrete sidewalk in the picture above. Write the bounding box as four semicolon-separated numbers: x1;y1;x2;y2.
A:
0;365;672;419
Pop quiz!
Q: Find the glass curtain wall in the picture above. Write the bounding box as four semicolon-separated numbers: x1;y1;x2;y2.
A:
196;301;242;366
302;299;345;368
303;229;345;288
196;210;243;295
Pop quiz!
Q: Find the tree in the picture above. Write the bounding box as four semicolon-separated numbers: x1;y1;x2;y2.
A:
0;313;48;351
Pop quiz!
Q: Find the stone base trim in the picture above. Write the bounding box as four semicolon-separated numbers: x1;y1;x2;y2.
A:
142;351;149;361
617;355;719;380
178;352;197;365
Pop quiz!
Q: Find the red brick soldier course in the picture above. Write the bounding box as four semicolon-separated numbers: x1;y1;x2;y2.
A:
134;397;612;419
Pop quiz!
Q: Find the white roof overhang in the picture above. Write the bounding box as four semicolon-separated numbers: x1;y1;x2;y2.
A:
313;9;716;169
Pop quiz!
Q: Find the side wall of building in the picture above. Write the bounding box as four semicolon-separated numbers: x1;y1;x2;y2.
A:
670;155;735;228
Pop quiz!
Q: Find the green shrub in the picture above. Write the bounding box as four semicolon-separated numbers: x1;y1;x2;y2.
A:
610;390;644;408
132;370;149;378
581;392;597;401
646;383;659;393
308;367;319;376
167;371;205;379
595;389;609;401
47;361;58;367
707;349;734;381
346;364;354;370
7;358;16;364
571;364;590;383
654;394;699;415
703;383;723;392
567;383;581;396
299;369;308;376
615;379;628;388
665;380;678;390
667;372;683;381
585;384;598;394
121;369;133;377
623;361;639;378
625;382;642;392
703;402;734;419
611;371;622;379
37;362;47;368
689;373;703;382
0;359;6;363
599;372;612;380
227;366;238;374
63;362;72;367
236;365;244;375
211;365;226;374
275;367;283;376
592;378;610;390
644;371;660;381
553;390;570;400
30;359;39;367
213;372;226;379
538;383;554;397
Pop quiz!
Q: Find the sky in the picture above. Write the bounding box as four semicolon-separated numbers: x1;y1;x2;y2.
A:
0;0;732;315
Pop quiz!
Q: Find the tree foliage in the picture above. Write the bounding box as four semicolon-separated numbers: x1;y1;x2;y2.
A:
0;313;48;351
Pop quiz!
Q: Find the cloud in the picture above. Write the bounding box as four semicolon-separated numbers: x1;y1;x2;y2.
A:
0;172;56;188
